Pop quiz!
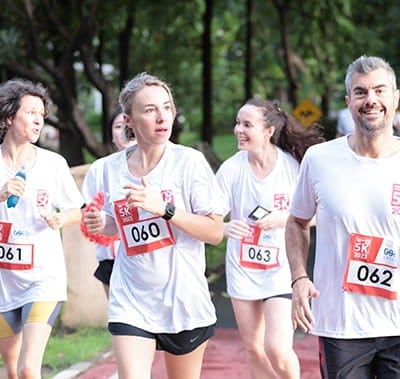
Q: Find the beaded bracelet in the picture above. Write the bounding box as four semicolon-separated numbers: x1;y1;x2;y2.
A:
291;275;309;288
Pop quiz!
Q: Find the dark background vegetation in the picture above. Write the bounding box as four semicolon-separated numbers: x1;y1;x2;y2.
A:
0;0;399;165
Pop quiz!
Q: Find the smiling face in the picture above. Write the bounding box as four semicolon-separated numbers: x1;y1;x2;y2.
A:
125;85;175;146
234;104;274;152
345;68;400;136
8;95;45;144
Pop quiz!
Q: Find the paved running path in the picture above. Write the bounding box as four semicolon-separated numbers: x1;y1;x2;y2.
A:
77;328;320;379
76;272;320;379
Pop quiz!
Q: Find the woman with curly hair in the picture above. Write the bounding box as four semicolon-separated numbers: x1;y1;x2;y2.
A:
0;78;83;379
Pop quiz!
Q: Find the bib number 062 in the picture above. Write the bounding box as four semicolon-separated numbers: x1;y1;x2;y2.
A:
357;264;392;287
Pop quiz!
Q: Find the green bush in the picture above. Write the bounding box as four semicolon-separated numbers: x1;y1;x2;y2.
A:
206;239;226;275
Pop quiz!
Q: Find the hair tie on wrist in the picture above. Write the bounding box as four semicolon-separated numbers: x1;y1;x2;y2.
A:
291;275;309;288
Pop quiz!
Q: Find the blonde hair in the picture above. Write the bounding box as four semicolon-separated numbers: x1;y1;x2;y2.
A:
119;72;176;118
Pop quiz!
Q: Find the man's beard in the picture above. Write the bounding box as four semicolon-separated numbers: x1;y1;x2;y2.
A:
358;112;387;137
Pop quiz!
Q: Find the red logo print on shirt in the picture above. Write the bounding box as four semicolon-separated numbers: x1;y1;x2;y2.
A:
273;193;290;210
36;189;49;209
391;184;400;215
115;201;134;223
161;189;174;204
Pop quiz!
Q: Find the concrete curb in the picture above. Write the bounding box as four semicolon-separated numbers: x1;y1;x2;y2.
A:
52;362;93;379
53;349;113;379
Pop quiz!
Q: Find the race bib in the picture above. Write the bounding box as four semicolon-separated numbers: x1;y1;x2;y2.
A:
343;233;400;300
114;199;175;256
0;242;34;270
240;225;280;270
0;222;33;270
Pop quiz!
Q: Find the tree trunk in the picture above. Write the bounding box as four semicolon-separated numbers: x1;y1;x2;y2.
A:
244;0;254;101
58;128;84;167
273;0;300;107
201;0;213;144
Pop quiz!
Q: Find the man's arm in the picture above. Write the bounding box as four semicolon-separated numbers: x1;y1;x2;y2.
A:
286;215;312;280
285;215;320;332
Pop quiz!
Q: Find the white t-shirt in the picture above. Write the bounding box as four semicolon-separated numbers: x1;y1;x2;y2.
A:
216;148;299;300
102;142;222;333
290;136;400;338
81;152;121;262
0;146;84;312
337;108;355;136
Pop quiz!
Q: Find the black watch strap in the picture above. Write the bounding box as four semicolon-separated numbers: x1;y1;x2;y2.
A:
162;202;176;221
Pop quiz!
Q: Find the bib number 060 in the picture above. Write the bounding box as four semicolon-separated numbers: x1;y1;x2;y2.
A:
131;222;160;242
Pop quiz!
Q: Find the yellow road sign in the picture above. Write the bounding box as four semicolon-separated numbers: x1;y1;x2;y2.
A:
292;99;322;127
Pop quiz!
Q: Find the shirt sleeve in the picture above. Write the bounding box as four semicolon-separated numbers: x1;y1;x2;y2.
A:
289;150;317;220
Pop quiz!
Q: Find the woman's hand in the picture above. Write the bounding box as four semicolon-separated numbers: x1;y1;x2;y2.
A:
82;207;105;234
43;211;65;230
124;177;165;216
224;219;251;239
254;210;287;230
0;176;26;202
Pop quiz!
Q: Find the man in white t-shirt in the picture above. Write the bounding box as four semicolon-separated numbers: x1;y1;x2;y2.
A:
286;55;400;378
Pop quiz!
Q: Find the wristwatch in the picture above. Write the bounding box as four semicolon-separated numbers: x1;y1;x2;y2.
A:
162;202;176;221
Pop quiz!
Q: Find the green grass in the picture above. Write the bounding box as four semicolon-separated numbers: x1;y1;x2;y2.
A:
0;326;111;378
178;130;199;147
179;131;237;161
41;326;111;378
212;134;237;161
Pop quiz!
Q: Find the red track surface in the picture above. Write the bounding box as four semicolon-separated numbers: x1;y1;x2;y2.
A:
77;328;320;379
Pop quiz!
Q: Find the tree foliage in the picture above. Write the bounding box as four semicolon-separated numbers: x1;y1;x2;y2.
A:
0;0;400;164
